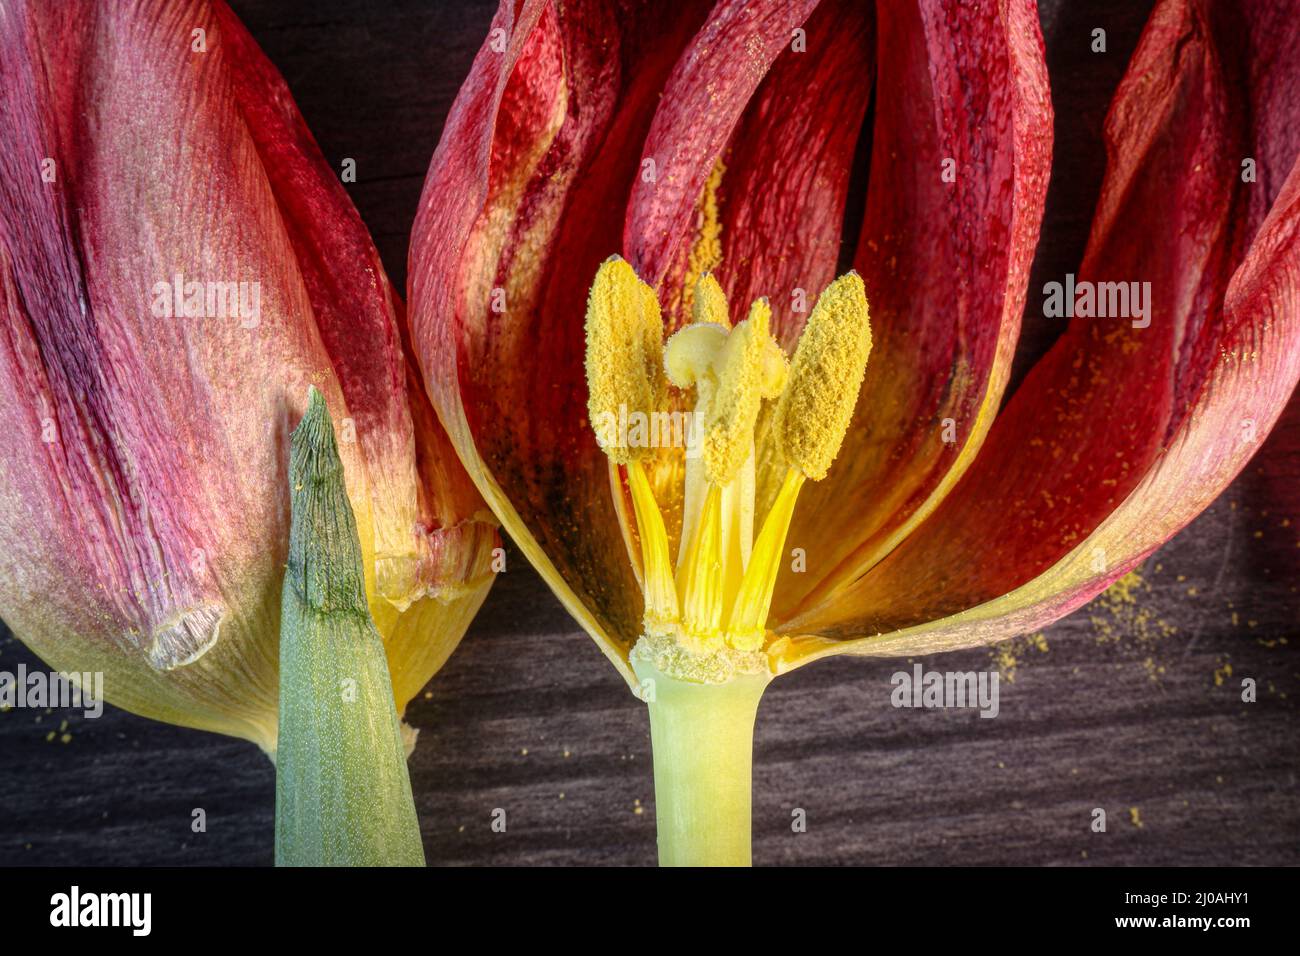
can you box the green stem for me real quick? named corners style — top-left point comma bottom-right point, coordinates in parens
top-left (632, 655), bottom-right (769, 866)
top-left (274, 387), bottom-right (424, 867)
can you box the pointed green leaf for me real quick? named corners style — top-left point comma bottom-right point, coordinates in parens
top-left (275, 387), bottom-right (425, 866)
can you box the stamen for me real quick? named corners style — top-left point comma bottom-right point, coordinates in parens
top-left (627, 460), bottom-right (678, 635)
top-left (692, 273), bottom-right (731, 329)
top-left (725, 468), bottom-right (805, 650)
top-left (582, 254), bottom-right (871, 674)
top-left (585, 255), bottom-right (665, 464)
top-left (701, 298), bottom-right (787, 488)
top-left (773, 271), bottom-right (871, 480)
top-left (666, 293), bottom-right (787, 576)
top-left (676, 484), bottom-right (724, 652)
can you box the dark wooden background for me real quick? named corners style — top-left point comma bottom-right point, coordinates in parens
top-left (3, 0), bottom-right (1297, 867)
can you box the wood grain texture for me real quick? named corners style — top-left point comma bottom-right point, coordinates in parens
top-left (2, 0), bottom-right (1297, 867)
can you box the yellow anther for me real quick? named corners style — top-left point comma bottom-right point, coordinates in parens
top-left (773, 272), bottom-right (871, 481)
top-left (692, 273), bottom-right (731, 329)
top-left (584, 256), bottom-right (665, 463)
top-left (702, 298), bottom-right (786, 487)
top-left (756, 317), bottom-right (789, 400)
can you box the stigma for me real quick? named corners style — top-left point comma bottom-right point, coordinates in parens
top-left (584, 256), bottom-right (871, 673)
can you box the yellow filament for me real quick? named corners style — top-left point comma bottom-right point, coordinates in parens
top-left (676, 484), bottom-right (724, 651)
top-left (725, 469), bottom-right (805, 650)
top-left (627, 460), bottom-right (678, 635)
top-left (584, 255), bottom-right (665, 463)
top-left (773, 272), bottom-right (871, 480)
top-left (717, 456), bottom-right (755, 612)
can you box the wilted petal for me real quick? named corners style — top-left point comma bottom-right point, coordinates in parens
top-left (778, 0), bottom-right (1300, 668)
top-left (211, 2), bottom-right (498, 710)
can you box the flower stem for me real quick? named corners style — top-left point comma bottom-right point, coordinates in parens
top-left (275, 387), bottom-right (424, 866)
top-left (632, 655), bottom-right (769, 866)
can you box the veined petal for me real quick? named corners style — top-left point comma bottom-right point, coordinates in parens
top-left (211, 3), bottom-right (496, 643)
top-left (771, 0), bottom-right (1052, 621)
top-left (775, 0), bottom-right (1300, 668)
top-left (0, 0), bottom-right (354, 746)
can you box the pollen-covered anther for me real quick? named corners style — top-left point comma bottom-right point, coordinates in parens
top-left (701, 298), bottom-right (787, 487)
top-left (692, 273), bottom-right (732, 329)
top-left (584, 255), bottom-right (666, 464)
top-left (773, 271), bottom-right (871, 481)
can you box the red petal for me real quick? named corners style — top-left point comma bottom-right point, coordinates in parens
top-left (774, 0), bottom-right (1053, 621)
top-left (701, 0), bottom-right (875, 342)
top-left (782, 0), bottom-right (1300, 658)
top-left (0, 0), bottom-right (342, 741)
top-left (624, 0), bottom-right (822, 291)
top-left (211, 2), bottom-right (493, 610)
top-left (412, 0), bottom-right (739, 682)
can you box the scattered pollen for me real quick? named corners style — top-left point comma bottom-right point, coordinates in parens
top-left (989, 632), bottom-right (1048, 683)
top-left (680, 158), bottom-right (727, 321)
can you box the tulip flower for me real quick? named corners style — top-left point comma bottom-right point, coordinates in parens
top-left (411, 0), bottom-right (1300, 866)
top-left (0, 0), bottom-right (497, 757)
